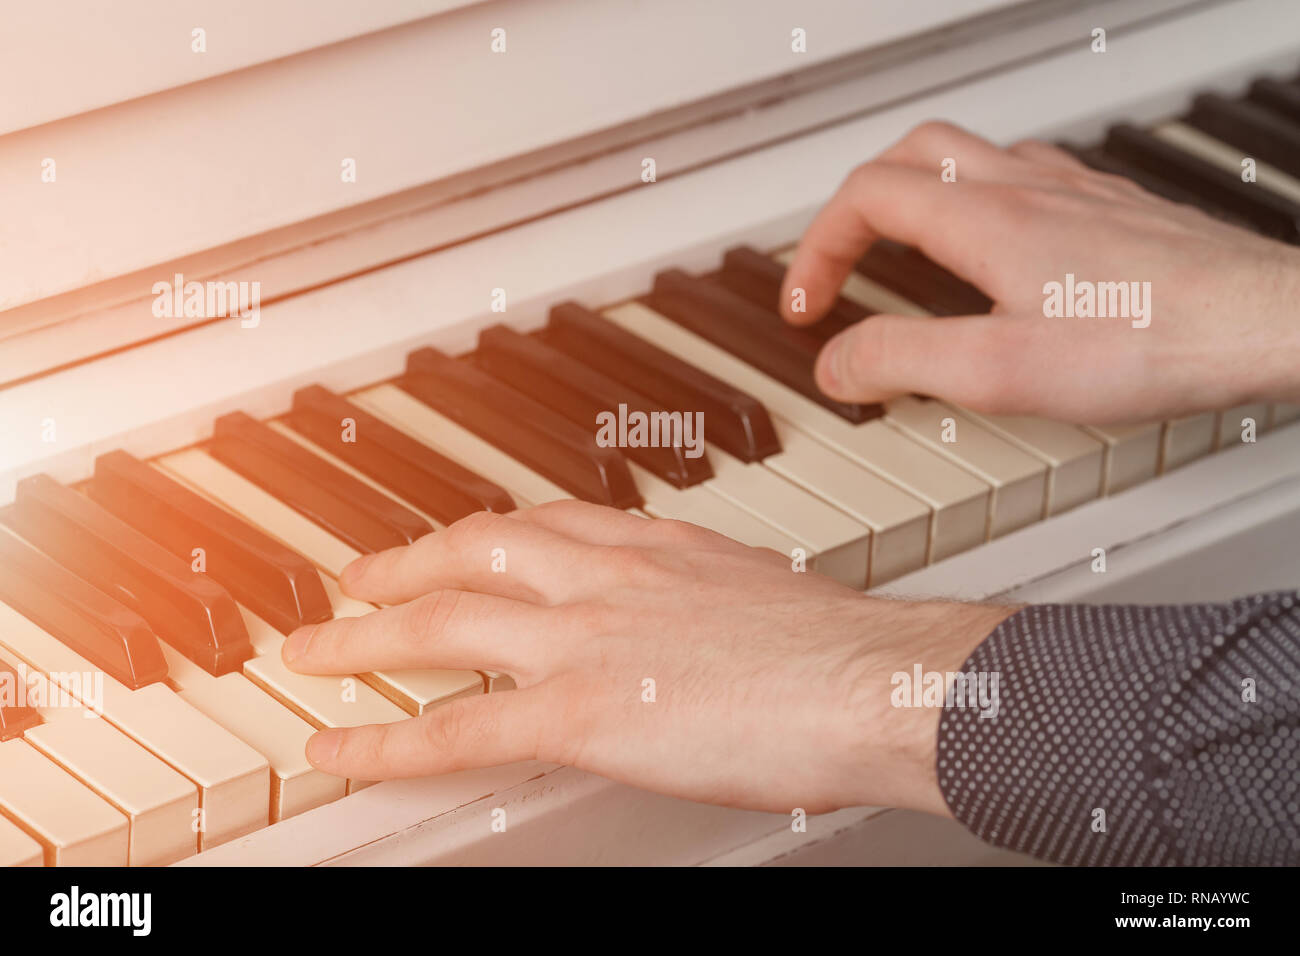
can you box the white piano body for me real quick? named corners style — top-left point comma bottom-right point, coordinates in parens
top-left (2, 0), bottom-right (1299, 865)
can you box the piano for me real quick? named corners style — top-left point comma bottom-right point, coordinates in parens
top-left (2, 0), bottom-right (1299, 866)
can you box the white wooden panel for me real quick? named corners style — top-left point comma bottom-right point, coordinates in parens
top-left (0, 1), bottom-right (473, 135)
top-left (0, 0), bottom-right (1017, 312)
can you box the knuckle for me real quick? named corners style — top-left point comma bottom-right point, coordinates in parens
top-left (419, 699), bottom-right (479, 762)
top-left (444, 509), bottom-right (510, 551)
top-left (403, 589), bottom-right (462, 646)
top-left (525, 498), bottom-right (591, 521)
top-left (909, 119), bottom-right (962, 143)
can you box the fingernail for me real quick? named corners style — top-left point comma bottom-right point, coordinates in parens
top-left (282, 625), bottom-right (316, 665)
top-left (819, 334), bottom-right (846, 391)
top-left (340, 554), bottom-right (373, 587)
top-left (306, 730), bottom-right (343, 766)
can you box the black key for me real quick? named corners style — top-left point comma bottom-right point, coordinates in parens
top-left (1062, 142), bottom-right (1254, 228)
top-left (1248, 78), bottom-right (1300, 125)
top-left (86, 450), bottom-right (334, 636)
top-left (1184, 93), bottom-right (1300, 178)
top-left (473, 325), bottom-right (714, 487)
top-left (854, 240), bottom-right (993, 316)
top-left (0, 657), bottom-right (41, 740)
top-left (211, 411), bottom-right (434, 556)
top-left (0, 527), bottom-right (169, 689)
top-left (2, 477), bottom-right (251, 677)
top-left (542, 301), bottom-right (781, 462)
top-left (716, 245), bottom-right (871, 343)
top-left (1104, 123), bottom-right (1300, 242)
top-left (648, 269), bottom-right (878, 423)
top-left (287, 385), bottom-right (515, 524)
top-left (403, 347), bottom-right (643, 509)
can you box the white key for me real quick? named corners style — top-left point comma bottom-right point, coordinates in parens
top-left (945, 407), bottom-right (1103, 515)
top-left (1080, 423), bottom-right (1163, 494)
top-left (762, 424), bottom-right (928, 586)
top-left (159, 643), bottom-right (345, 823)
top-left (1215, 403), bottom-right (1270, 449)
top-left (885, 396), bottom-right (1046, 538)
top-left (0, 814), bottom-right (43, 867)
top-left (0, 600), bottom-right (269, 851)
top-left (1272, 404), bottom-right (1300, 426)
top-left (702, 444), bottom-right (871, 588)
top-left (0, 738), bottom-right (129, 866)
top-left (1153, 121), bottom-right (1300, 203)
top-left (352, 384), bottom-right (575, 507)
top-left (14, 658), bottom-right (199, 866)
top-left (629, 463), bottom-right (808, 563)
top-left (605, 302), bottom-right (988, 562)
top-left (1161, 413), bottom-right (1217, 472)
top-left (320, 577), bottom-right (483, 714)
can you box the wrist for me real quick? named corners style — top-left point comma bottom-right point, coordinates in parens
top-left (833, 599), bottom-right (1020, 816)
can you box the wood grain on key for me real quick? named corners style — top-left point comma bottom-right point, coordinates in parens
top-left (158, 642), bottom-right (345, 823)
top-left (942, 407), bottom-right (1103, 515)
top-left (604, 303), bottom-right (986, 563)
top-left (352, 385), bottom-right (577, 508)
top-left (0, 738), bottom-right (128, 866)
top-left (0, 600), bottom-right (268, 851)
top-left (9, 650), bottom-right (199, 866)
top-left (156, 450), bottom-right (482, 716)
top-left (1079, 423), bottom-right (1163, 494)
top-left (885, 396), bottom-right (1046, 538)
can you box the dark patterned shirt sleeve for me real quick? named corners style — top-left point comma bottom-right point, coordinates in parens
top-left (936, 591), bottom-right (1300, 866)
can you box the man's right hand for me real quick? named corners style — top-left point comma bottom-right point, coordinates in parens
top-left (781, 121), bottom-right (1300, 424)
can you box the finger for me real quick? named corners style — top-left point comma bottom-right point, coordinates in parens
top-left (880, 120), bottom-right (1025, 180)
top-left (283, 589), bottom-right (557, 676)
top-left (510, 499), bottom-right (740, 551)
top-left (779, 163), bottom-right (1002, 324)
top-left (814, 312), bottom-right (1158, 420)
top-left (338, 510), bottom-right (601, 606)
top-left (305, 688), bottom-right (551, 779)
top-left (1006, 138), bottom-right (1090, 172)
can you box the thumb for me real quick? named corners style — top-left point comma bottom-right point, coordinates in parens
top-left (815, 313), bottom-right (1148, 420)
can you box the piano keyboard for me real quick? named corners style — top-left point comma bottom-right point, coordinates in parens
top-left (3, 67), bottom-right (1300, 867)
